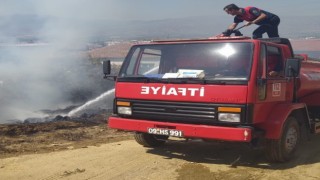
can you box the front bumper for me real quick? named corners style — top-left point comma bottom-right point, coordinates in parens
top-left (109, 116), bottom-right (253, 142)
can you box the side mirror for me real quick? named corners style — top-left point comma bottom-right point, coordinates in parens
top-left (102, 60), bottom-right (117, 80)
top-left (103, 60), bottom-right (111, 75)
top-left (285, 58), bottom-right (301, 77)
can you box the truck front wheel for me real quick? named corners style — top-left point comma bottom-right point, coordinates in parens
top-left (134, 132), bottom-right (168, 147)
top-left (265, 117), bottom-right (300, 162)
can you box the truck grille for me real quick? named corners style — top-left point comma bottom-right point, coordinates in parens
top-left (121, 99), bottom-right (219, 124)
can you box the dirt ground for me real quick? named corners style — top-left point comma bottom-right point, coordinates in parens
top-left (1, 116), bottom-right (320, 180)
top-left (0, 115), bottom-right (133, 159)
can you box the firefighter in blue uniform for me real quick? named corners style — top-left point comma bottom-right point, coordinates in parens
top-left (222, 4), bottom-right (280, 39)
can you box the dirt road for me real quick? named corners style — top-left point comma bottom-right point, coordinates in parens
top-left (1, 135), bottom-right (320, 180)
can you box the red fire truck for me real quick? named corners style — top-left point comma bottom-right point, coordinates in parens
top-left (103, 37), bottom-right (320, 162)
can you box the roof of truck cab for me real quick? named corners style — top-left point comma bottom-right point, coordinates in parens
top-left (150, 36), bottom-right (252, 43)
top-left (137, 37), bottom-right (293, 56)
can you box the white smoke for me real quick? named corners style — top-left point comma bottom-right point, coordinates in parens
top-left (0, 1), bottom-right (120, 123)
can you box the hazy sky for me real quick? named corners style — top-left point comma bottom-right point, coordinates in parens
top-left (1, 0), bottom-right (320, 21)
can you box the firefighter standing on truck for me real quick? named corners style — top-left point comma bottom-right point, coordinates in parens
top-left (222, 3), bottom-right (280, 39)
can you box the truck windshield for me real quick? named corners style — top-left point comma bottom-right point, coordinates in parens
top-left (119, 42), bottom-right (253, 82)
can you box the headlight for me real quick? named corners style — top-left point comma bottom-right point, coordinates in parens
top-left (118, 107), bottom-right (132, 115)
top-left (218, 113), bottom-right (240, 122)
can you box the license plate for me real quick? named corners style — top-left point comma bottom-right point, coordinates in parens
top-left (147, 128), bottom-right (184, 137)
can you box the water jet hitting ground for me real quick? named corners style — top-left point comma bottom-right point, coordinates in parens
top-left (68, 89), bottom-right (115, 117)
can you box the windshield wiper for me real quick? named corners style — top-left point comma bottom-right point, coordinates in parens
top-left (165, 78), bottom-right (227, 85)
top-left (118, 76), bottom-right (164, 83)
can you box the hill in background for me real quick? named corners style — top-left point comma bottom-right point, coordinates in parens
top-left (88, 39), bottom-right (320, 62)
top-left (1, 14), bottom-right (320, 43)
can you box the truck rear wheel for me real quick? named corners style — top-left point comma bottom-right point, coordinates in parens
top-left (134, 132), bottom-right (168, 147)
top-left (265, 117), bottom-right (300, 162)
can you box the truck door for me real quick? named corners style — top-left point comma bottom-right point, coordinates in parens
top-left (258, 44), bottom-right (287, 102)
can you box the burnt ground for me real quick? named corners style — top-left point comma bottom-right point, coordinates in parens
top-left (0, 114), bottom-right (132, 159)
top-left (2, 113), bottom-right (320, 180)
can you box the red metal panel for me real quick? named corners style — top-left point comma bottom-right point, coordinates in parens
top-left (256, 103), bottom-right (306, 139)
top-left (115, 83), bottom-right (248, 104)
top-left (109, 117), bottom-right (252, 142)
top-left (298, 61), bottom-right (320, 103)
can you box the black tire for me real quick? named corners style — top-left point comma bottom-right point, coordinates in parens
top-left (265, 117), bottom-right (300, 162)
top-left (134, 132), bottom-right (168, 147)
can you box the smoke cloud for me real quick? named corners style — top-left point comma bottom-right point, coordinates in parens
top-left (0, 1), bottom-right (118, 123)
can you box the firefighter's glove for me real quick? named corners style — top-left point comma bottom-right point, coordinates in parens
top-left (222, 29), bottom-right (232, 37)
top-left (233, 30), bottom-right (243, 36)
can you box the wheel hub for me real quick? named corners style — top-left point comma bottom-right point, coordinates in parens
top-left (285, 127), bottom-right (298, 152)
